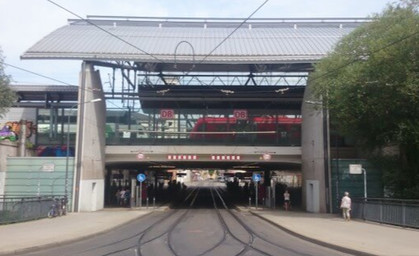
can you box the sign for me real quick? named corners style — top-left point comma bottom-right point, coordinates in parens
top-left (168, 155), bottom-right (198, 160)
top-left (211, 155), bottom-right (241, 161)
top-left (137, 173), bottom-right (146, 182)
top-left (160, 109), bottom-right (175, 119)
top-left (262, 153), bottom-right (271, 160)
top-left (349, 164), bottom-right (363, 174)
top-left (252, 173), bottom-right (261, 182)
top-left (42, 163), bottom-right (55, 172)
top-left (233, 109), bottom-right (248, 120)
top-left (137, 153), bottom-right (145, 160)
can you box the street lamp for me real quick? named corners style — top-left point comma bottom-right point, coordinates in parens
top-left (65, 98), bottom-right (102, 211)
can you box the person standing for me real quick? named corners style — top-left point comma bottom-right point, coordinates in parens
top-left (283, 190), bottom-right (290, 211)
top-left (340, 192), bottom-right (352, 221)
top-left (119, 188), bottom-right (126, 206)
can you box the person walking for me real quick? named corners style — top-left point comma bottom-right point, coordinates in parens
top-left (340, 191), bottom-right (352, 221)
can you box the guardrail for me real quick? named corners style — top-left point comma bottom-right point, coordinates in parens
top-left (0, 195), bottom-right (64, 224)
top-left (351, 198), bottom-right (419, 228)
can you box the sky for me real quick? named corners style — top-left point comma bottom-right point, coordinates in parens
top-left (0, 0), bottom-right (392, 86)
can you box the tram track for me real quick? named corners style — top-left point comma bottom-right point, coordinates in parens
top-left (86, 187), bottom-right (201, 256)
top-left (211, 187), bottom-right (313, 256)
top-left (138, 185), bottom-right (315, 256)
top-left (137, 187), bottom-right (201, 256)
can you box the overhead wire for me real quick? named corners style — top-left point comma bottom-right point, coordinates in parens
top-left (11, 1), bottom-right (416, 100)
top-left (46, 0), bottom-right (271, 93)
top-left (47, 0), bottom-right (164, 64)
top-left (2, 61), bottom-right (73, 86)
top-left (309, 20), bottom-right (419, 84)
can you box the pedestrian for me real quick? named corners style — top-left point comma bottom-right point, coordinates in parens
top-left (340, 191), bottom-right (352, 221)
top-left (283, 189), bottom-right (290, 211)
top-left (124, 189), bottom-right (131, 207)
top-left (115, 189), bottom-right (121, 206)
top-left (119, 188), bottom-right (126, 206)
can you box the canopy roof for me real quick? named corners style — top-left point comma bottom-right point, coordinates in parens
top-left (21, 16), bottom-right (367, 72)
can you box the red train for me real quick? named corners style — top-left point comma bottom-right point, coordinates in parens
top-left (189, 116), bottom-right (301, 143)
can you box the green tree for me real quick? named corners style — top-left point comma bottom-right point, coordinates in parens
top-left (310, 1), bottom-right (419, 198)
top-left (0, 48), bottom-right (17, 117)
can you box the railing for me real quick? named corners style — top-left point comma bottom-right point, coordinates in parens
top-left (0, 195), bottom-right (63, 224)
top-left (351, 198), bottom-right (419, 228)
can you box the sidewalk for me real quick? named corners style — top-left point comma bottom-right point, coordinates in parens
top-left (1, 206), bottom-right (418, 256)
top-left (245, 207), bottom-right (419, 256)
top-left (0, 207), bottom-right (164, 255)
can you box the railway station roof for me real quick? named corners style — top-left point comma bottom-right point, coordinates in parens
top-left (11, 84), bottom-right (79, 108)
top-left (21, 16), bottom-right (368, 73)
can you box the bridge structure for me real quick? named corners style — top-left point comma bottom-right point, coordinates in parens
top-left (16, 16), bottom-right (367, 212)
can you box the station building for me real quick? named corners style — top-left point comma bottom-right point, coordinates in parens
top-left (0, 17), bottom-right (374, 213)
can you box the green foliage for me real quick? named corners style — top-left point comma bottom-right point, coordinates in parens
top-left (310, 1), bottom-right (419, 198)
top-left (0, 48), bottom-right (17, 117)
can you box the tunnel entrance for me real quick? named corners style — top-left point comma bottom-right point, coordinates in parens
top-left (104, 166), bottom-right (302, 210)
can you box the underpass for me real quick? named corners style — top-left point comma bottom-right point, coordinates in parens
top-left (104, 145), bottom-right (303, 210)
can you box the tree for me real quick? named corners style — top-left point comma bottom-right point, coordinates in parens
top-left (0, 48), bottom-right (17, 117)
top-left (310, 1), bottom-right (419, 198)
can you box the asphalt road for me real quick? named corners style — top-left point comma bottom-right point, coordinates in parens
top-left (19, 186), bottom-right (352, 256)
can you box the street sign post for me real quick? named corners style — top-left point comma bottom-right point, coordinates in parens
top-left (252, 174), bottom-right (261, 209)
top-left (350, 164), bottom-right (367, 200)
top-left (137, 174), bottom-right (146, 208)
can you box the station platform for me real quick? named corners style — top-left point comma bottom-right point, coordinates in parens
top-left (0, 206), bottom-right (417, 255)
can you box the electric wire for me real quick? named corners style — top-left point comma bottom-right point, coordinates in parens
top-left (310, 24), bottom-right (419, 84)
top-left (2, 61), bottom-right (73, 86)
top-left (47, 0), bottom-right (164, 64)
top-left (7, 1), bottom-right (416, 100)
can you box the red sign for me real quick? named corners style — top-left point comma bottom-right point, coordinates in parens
top-left (160, 109), bottom-right (175, 119)
top-left (233, 109), bottom-right (248, 120)
top-left (211, 155), bottom-right (241, 161)
top-left (167, 155), bottom-right (198, 160)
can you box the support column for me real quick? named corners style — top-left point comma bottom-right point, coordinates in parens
top-left (263, 169), bottom-right (271, 207)
top-left (73, 61), bottom-right (106, 212)
top-left (301, 83), bottom-right (328, 213)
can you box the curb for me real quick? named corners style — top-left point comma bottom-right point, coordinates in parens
top-left (247, 210), bottom-right (377, 256)
top-left (0, 209), bottom-right (157, 256)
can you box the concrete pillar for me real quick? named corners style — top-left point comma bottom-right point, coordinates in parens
top-left (301, 84), bottom-right (328, 213)
top-left (73, 62), bottom-right (106, 212)
top-left (18, 120), bottom-right (27, 157)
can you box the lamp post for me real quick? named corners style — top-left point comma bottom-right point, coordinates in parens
top-left (65, 98), bottom-right (102, 211)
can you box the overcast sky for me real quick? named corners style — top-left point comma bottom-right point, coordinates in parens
top-left (0, 0), bottom-right (391, 86)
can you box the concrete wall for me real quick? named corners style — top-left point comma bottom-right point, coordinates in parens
top-left (74, 62), bottom-right (106, 212)
top-left (301, 85), bottom-right (328, 213)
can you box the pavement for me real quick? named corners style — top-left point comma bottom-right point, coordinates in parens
top-left (0, 206), bottom-right (418, 256)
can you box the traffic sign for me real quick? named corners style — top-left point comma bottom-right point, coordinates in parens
top-left (252, 173), bottom-right (261, 182)
top-left (137, 173), bottom-right (146, 182)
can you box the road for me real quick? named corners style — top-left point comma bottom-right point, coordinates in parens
top-left (19, 184), bottom-right (352, 256)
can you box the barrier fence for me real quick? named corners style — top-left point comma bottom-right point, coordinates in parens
top-left (0, 195), bottom-right (64, 224)
top-left (351, 198), bottom-right (419, 228)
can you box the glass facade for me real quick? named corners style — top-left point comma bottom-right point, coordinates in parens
top-left (36, 108), bottom-right (78, 148)
top-left (36, 106), bottom-right (302, 147)
top-left (105, 108), bottom-right (301, 146)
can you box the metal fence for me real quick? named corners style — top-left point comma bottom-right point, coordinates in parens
top-left (0, 195), bottom-right (61, 224)
top-left (351, 198), bottom-right (419, 228)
